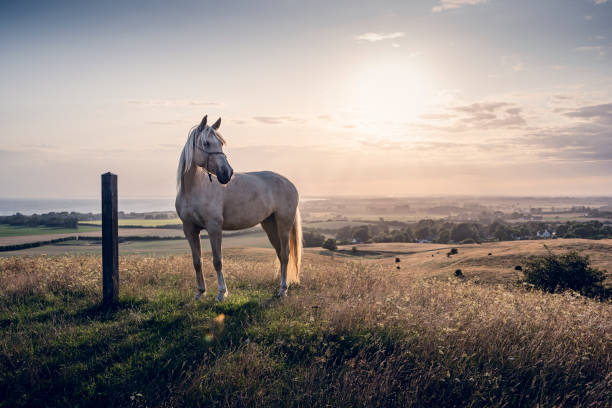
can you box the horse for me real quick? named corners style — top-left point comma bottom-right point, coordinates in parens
top-left (175, 114), bottom-right (302, 301)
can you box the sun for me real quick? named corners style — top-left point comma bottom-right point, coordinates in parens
top-left (344, 57), bottom-right (433, 132)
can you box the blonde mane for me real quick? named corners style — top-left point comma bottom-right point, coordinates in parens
top-left (176, 126), bottom-right (226, 191)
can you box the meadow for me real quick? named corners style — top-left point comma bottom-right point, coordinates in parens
top-left (80, 219), bottom-right (182, 227)
top-left (0, 224), bottom-right (99, 237)
top-left (0, 239), bottom-right (610, 407)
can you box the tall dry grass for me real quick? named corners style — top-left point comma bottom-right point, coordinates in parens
top-left (0, 250), bottom-right (610, 407)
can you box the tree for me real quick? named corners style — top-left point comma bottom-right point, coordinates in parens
top-left (322, 238), bottom-right (337, 251)
top-left (436, 229), bottom-right (451, 244)
top-left (336, 226), bottom-right (353, 242)
top-left (303, 231), bottom-right (325, 248)
top-left (450, 223), bottom-right (479, 243)
top-left (494, 224), bottom-right (513, 241)
top-left (391, 230), bottom-right (406, 242)
top-left (415, 226), bottom-right (432, 241)
top-left (352, 226), bottom-right (370, 243)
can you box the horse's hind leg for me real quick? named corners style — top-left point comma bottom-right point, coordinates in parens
top-left (261, 215), bottom-right (281, 258)
top-left (207, 223), bottom-right (228, 301)
top-left (184, 224), bottom-right (206, 299)
top-left (262, 216), bottom-right (285, 295)
top-left (275, 217), bottom-right (293, 297)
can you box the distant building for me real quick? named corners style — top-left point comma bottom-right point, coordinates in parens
top-left (536, 230), bottom-right (552, 239)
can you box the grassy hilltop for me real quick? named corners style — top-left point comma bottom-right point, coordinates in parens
top-left (0, 240), bottom-right (610, 407)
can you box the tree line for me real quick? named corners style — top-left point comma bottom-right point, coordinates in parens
top-left (0, 212), bottom-right (79, 229)
top-left (303, 219), bottom-right (612, 248)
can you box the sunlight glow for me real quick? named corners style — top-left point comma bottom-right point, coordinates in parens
top-left (345, 57), bottom-right (433, 132)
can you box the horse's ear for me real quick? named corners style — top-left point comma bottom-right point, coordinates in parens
top-left (197, 115), bottom-right (208, 132)
top-left (212, 117), bottom-right (221, 130)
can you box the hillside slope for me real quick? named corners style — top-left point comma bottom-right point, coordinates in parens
top-left (0, 240), bottom-right (610, 407)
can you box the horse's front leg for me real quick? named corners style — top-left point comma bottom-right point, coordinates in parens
top-left (184, 224), bottom-right (206, 300)
top-left (208, 225), bottom-right (228, 301)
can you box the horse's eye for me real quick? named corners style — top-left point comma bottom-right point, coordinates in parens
top-left (204, 141), bottom-right (210, 148)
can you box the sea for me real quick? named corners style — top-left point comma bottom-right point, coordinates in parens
top-left (0, 198), bottom-right (175, 216)
top-left (0, 197), bottom-right (326, 216)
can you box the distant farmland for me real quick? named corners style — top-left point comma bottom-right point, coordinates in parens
top-left (0, 224), bottom-right (99, 237)
top-left (79, 218), bottom-right (182, 227)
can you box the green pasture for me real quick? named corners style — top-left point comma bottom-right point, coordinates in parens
top-left (0, 224), bottom-right (100, 237)
top-left (80, 219), bottom-right (182, 227)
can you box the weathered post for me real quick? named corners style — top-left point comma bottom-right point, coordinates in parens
top-left (101, 172), bottom-right (118, 305)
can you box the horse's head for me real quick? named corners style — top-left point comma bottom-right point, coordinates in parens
top-left (193, 115), bottom-right (234, 184)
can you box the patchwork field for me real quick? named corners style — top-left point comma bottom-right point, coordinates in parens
top-left (0, 230), bottom-right (271, 257)
top-left (0, 239), bottom-right (610, 407)
top-left (80, 218), bottom-right (182, 227)
top-left (0, 224), bottom-right (99, 238)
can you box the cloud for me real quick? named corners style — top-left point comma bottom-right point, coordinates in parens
top-left (353, 32), bottom-right (405, 42)
top-left (20, 144), bottom-right (58, 150)
top-left (252, 116), bottom-right (306, 125)
top-left (594, 0), bottom-right (608, 5)
top-left (146, 119), bottom-right (190, 125)
top-left (414, 101), bottom-right (527, 132)
top-left (419, 113), bottom-right (455, 120)
top-left (516, 127), bottom-right (612, 162)
top-left (574, 45), bottom-right (606, 57)
top-left (564, 103), bottom-right (612, 124)
top-left (452, 102), bottom-right (526, 128)
top-left (127, 99), bottom-right (221, 107)
top-left (453, 102), bottom-right (510, 113)
top-left (510, 102), bottom-right (612, 162)
top-left (432, 0), bottom-right (488, 12)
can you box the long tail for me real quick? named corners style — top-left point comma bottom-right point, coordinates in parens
top-left (287, 208), bottom-right (302, 284)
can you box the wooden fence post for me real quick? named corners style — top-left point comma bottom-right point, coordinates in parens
top-left (101, 172), bottom-right (118, 305)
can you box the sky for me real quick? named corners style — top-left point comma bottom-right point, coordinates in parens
top-left (1, 0), bottom-right (611, 198)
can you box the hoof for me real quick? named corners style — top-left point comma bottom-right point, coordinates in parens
top-left (216, 291), bottom-right (228, 302)
top-left (278, 288), bottom-right (288, 297)
top-left (194, 290), bottom-right (206, 300)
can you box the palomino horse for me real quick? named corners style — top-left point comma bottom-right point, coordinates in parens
top-left (175, 115), bottom-right (302, 301)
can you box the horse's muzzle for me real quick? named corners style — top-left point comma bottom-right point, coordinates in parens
top-left (217, 168), bottom-right (233, 185)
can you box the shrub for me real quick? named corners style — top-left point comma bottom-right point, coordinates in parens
top-left (322, 238), bottom-right (337, 251)
top-left (522, 249), bottom-right (606, 296)
top-left (303, 231), bottom-right (325, 248)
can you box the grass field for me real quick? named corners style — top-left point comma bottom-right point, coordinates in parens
top-left (0, 224), bottom-right (100, 237)
top-left (0, 240), bottom-right (610, 407)
top-left (80, 219), bottom-right (182, 227)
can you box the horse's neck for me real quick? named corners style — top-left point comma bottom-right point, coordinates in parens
top-left (182, 166), bottom-right (207, 195)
